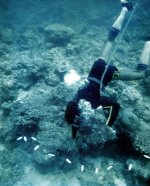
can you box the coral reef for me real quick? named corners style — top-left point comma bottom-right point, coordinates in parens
top-left (0, 0), bottom-right (150, 185)
top-left (0, 146), bottom-right (29, 186)
top-left (76, 102), bottom-right (117, 153)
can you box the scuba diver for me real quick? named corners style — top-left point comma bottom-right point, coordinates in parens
top-left (65, 0), bottom-right (150, 139)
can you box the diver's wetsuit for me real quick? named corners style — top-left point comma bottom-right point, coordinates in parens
top-left (65, 1), bottom-right (134, 139)
top-left (76, 58), bottom-right (120, 122)
top-left (65, 58), bottom-right (120, 139)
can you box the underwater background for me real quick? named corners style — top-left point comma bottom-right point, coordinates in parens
top-left (0, 0), bottom-right (150, 185)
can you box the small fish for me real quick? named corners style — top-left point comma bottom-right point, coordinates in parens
top-left (95, 168), bottom-right (99, 174)
top-left (48, 154), bottom-right (55, 157)
top-left (81, 165), bottom-right (84, 172)
top-left (66, 158), bottom-right (72, 164)
top-left (128, 164), bottom-right (132, 171)
top-left (107, 166), bottom-right (113, 170)
top-left (23, 136), bottom-right (27, 142)
top-left (17, 136), bottom-right (23, 141)
top-left (34, 145), bottom-right (40, 151)
top-left (31, 137), bottom-right (37, 141)
top-left (143, 155), bottom-right (150, 159)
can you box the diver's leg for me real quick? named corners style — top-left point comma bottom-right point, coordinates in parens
top-left (137, 41), bottom-right (150, 70)
top-left (119, 41), bottom-right (150, 81)
top-left (101, 2), bottom-right (132, 62)
top-left (98, 96), bottom-right (120, 126)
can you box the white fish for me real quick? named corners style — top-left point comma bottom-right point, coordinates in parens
top-left (143, 155), bottom-right (150, 159)
top-left (107, 166), bottom-right (113, 170)
top-left (17, 136), bottom-right (23, 141)
top-left (48, 154), bottom-right (55, 157)
top-left (81, 165), bottom-right (84, 172)
top-left (128, 164), bottom-right (132, 171)
top-left (31, 137), bottom-right (37, 141)
top-left (34, 145), bottom-right (40, 151)
top-left (23, 136), bottom-right (27, 142)
top-left (66, 158), bottom-right (72, 164)
top-left (95, 168), bottom-right (99, 174)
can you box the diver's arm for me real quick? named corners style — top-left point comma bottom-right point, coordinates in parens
top-left (118, 69), bottom-right (145, 81)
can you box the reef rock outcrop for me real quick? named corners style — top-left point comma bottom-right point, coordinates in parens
top-left (44, 23), bottom-right (75, 46)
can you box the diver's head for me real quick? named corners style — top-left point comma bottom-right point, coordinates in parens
top-left (65, 100), bottom-right (80, 124)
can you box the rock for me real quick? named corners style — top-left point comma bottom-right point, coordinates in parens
top-left (9, 52), bottom-right (50, 89)
top-left (112, 80), bottom-right (150, 156)
top-left (132, 124), bottom-right (150, 155)
top-left (0, 76), bottom-right (17, 105)
top-left (44, 23), bottom-right (75, 46)
top-left (117, 107), bottom-right (150, 155)
top-left (0, 148), bottom-right (28, 185)
top-left (31, 121), bottom-right (74, 172)
top-left (16, 29), bottom-right (41, 51)
top-left (0, 86), bottom-right (77, 172)
top-left (0, 88), bottom-right (52, 142)
top-left (76, 101), bottom-right (117, 153)
top-left (45, 72), bottom-right (60, 86)
top-left (120, 109), bottom-right (140, 132)
top-left (126, 158), bottom-right (150, 181)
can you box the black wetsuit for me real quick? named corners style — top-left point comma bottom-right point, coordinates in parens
top-left (66, 58), bottom-right (120, 138)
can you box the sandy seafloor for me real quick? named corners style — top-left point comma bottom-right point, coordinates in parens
top-left (0, 0), bottom-right (150, 186)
